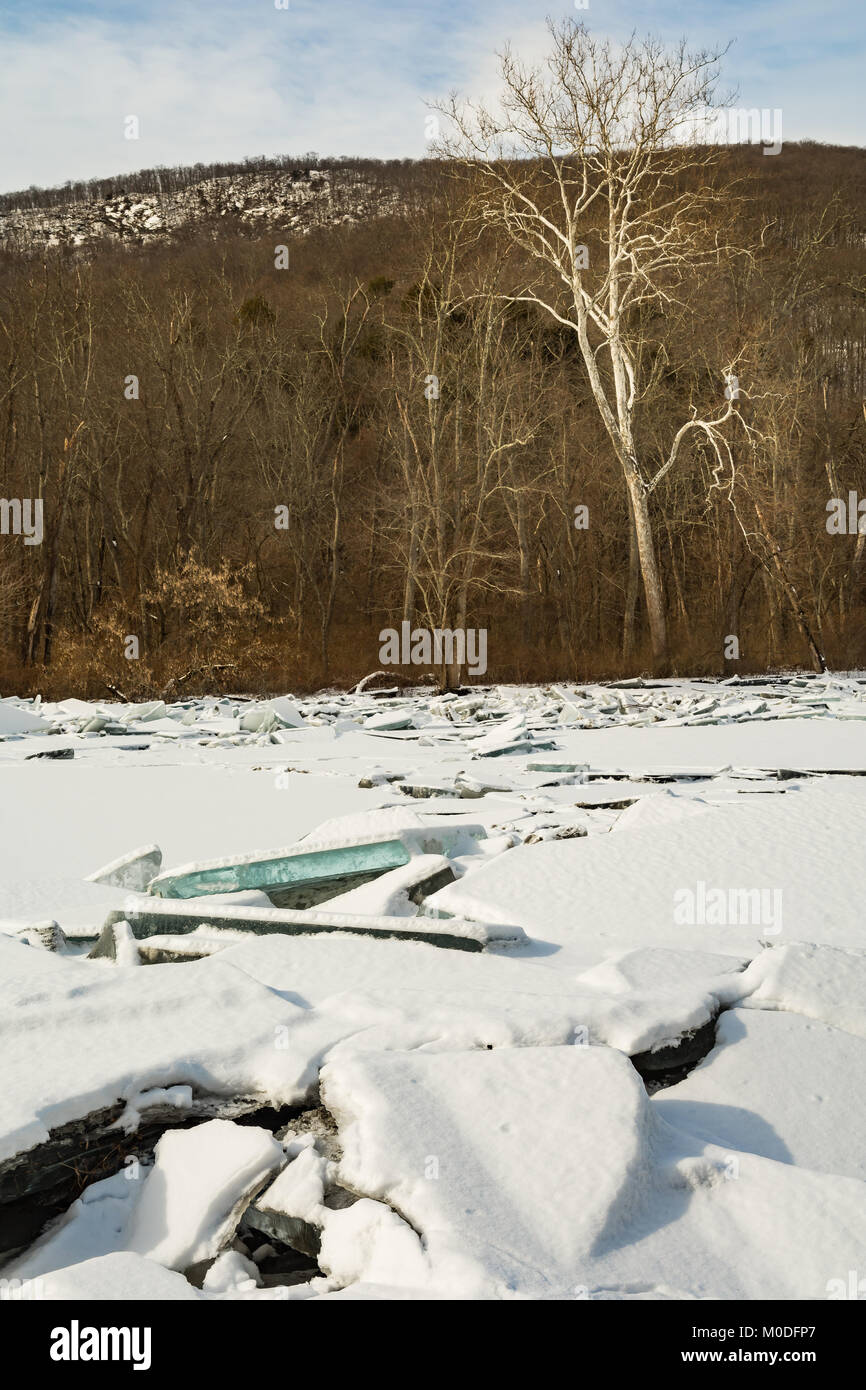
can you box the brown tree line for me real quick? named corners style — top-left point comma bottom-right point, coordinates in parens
top-left (0, 135), bottom-right (864, 696)
top-left (0, 155), bottom-right (430, 215)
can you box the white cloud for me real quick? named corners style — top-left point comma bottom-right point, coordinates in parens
top-left (0, 0), bottom-right (861, 192)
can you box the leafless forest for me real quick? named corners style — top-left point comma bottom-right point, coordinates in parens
top-left (1, 30), bottom-right (864, 698)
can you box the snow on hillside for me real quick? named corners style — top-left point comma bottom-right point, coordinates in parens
top-left (0, 167), bottom-right (399, 253)
top-left (1, 675), bottom-right (865, 1300)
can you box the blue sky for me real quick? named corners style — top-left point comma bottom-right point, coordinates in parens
top-left (0, 0), bottom-right (863, 192)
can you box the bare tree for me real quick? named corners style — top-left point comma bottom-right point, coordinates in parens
top-left (381, 220), bottom-right (542, 687)
top-left (438, 19), bottom-right (743, 668)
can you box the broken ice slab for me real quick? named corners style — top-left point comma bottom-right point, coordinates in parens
top-left (85, 844), bottom-right (163, 892)
top-left (630, 1015), bottom-right (719, 1093)
top-left (524, 825), bottom-right (588, 843)
top-left (132, 928), bottom-right (251, 965)
top-left (0, 698), bottom-right (53, 736)
top-left (239, 698), bottom-right (307, 734)
top-left (583, 766), bottom-right (730, 783)
top-left (80, 715), bottom-right (110, 733)
top-left (148, 821), bottom-right (486, 907)
top-left (117, 700), bottom-right (167, 724)
top-left (358, 771), bottom-right (407, 787)
top-left (239, 1117), bottom-right (354, 1265)
top-left (570, 789), bottom-right (641, 809)
top-left (453, 772), bottom-right (519, 798)
top-left (88, 919), bottom-right (141, 966)
top-left (398, 779), bottom-right (461, 799)
top-left (149, 839), bottom-right (412, 905)
top-left (317, 854), bottom-right (458, 917)
top-left (472, 734), bottom-right (559, 758)
top-left (239, 708), bottom-right (282, 734)
top-left (97, 900), bottom-right (525, 952)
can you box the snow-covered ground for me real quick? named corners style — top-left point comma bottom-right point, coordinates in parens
top-left (2, 675), bottom-right (865, 1301)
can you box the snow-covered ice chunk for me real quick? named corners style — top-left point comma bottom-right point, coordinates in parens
top-left (576, 946), bottom-right (749, 999)
top-left (321, 1042), bottom-right (866, 1299)
top-left (656, 1008), bottom-right (866, 1181)
top-left (320, 1046), bottom-right (651, 1296)
top-left (267, 696), bottom-right (306, 728)
top-left (115, 1085), bottom-right (193, 1133)
top-left (609, 789), bottom-right (713, 833)
top-left (202, 1249), bottom-right (261, 1292)
top-left (363, 710), bottom-right (414, 732)
top-left (730, 940), bottom-right (866, 1039)
top-left (0, 952), bottom-right (298, 1165)
top-left (118, 701), bottom-right (167, 724)
top-left (30, 1251), bottom-right (203, 1301)
top-left (0, 701), bottom-right (52, 735)
top-left (427, 780), bottom-right (866, 970)
top-left (126, 1119), bottom-right (284, 1271)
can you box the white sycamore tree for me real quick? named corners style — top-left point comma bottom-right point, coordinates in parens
top-left (438, 20), bottom-right (744, 668)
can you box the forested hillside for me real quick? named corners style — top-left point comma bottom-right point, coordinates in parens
top-left (0, 142), bottom-right (864, 695)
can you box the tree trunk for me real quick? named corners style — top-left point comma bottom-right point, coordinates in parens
top-left (627, 473), bottom-right (668, 671)
top-left (622, 498), bottom-right (640, 663)
top-left (753, 499), bottom-right (826, 673)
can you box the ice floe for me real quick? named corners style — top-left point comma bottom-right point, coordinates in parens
top-left (2, 674), bottom-right (866, 1300)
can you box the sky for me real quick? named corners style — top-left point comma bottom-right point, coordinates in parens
top-left (0, 0), bottom-right (863, 193)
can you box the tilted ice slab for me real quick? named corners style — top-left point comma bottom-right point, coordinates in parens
top-left (238, 697), bottom-right (307, 733)
top-left (148, 810), bottom-right (486, 901)
top-left (100, 899), bottom-right (521, 952)
top-left (319, 1044), bottom-right (866, 1299)
top-left (148, 839), bottom-right (412, 900)
top-left (655, 1008), bottom-right (866, 1182)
